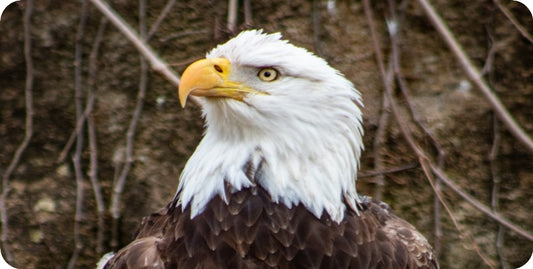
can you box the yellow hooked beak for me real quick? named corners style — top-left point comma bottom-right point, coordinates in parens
top-left (178, 58), bottom-right (265, 107)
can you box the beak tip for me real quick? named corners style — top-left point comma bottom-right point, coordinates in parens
top-left (178, 82), bottom-right (189, 108)
top-left (179, 90), bottom-right (188, 108)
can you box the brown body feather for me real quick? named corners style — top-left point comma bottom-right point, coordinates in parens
top-left (104, 186), bottom-right (438, 269)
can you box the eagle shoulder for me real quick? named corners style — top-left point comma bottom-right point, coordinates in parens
top-left (362, 197), bottom-right (439, 269)
top-left (103, 208), bottom-right (170, 269)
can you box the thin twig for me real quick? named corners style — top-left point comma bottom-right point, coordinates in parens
top-left (67, 1), bottom-right (88, 268)
top-left (59, 0), bottom-right (169, 164)
top-left (484, 28), bottom-right (510, 267)
top-left (431, 165), bottom-right (533, 241)
top-left (88, 105), bottom-right (104, 255)
top-left (358, 163), bottom-right (418, 178)
top-left (489, 116), bottom-right (509, 269)
top-left (1, 0), bottom-right (34, 263)
top-left (493, 0), bottom-right (533, 44)
top-left (432, 176), bottom-right (442, 256)
top-left (159, 29), bottom-right (210, 43)
top-left (68, 154), bottom-right (84, 269)
top-left (372, 91), bottom-right (389, 201)
top-left (387, 43), bottom-right (499, 269)
top-left (146, 0), bottom-right (177, 42)
top-left (87, 17), bottom-right (108, 255)
top-left (373, 60), bottom-right (395, 201)
top-left (422, 162), bottom-right (497, 268)
top-left (244, 0), bottom-right (252, 26)
top-left (362, 0), bottom-right (393, 202)
top-left (481, 26), bottom-right (497, 76)
top-left (110, 0), bottom-right (148, 249)
top-left (496, 225), bottom-right (508, 268)
top-left (364, 1), bottom-right (500, 266)
top-left (386, 0), bottom-right (445, 255)
top-left (67, 0), bottom-right (197, 161)
top-left (227, 0), bottom-right (238, 33)
top-left (312, 0), bottom-right (323, 57)
top-left (56, 19), bottom-right (107, 164)
top-left (57, 104), bottom-right (92, 162)
top-left (410, 0), bottom-right (533, 249)
top-left (416, 0), bottom-right (533, 153)
top-left (387, 16), bottom-right (446, 163)
top-left (88, 0), bottom-right (182, 88)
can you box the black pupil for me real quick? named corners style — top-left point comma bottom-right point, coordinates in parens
top-left (263, 71), bottom-right (271, 77)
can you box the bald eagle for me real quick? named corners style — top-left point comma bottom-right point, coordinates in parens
top-left (102, 30), bottom-right (438, 269)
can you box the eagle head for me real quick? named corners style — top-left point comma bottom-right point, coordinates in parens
top-left (176, 30), bottom-right (364, 222)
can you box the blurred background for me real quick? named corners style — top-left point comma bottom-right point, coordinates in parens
top-left (0, 0), bottom-right (532, 268)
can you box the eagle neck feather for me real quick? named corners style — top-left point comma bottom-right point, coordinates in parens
top-left (175, 106), bottom-right (363, 223)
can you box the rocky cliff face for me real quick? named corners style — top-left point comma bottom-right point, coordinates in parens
top-left (0, 1), bottom-right (532, 268)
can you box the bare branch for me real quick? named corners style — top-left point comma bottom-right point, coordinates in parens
top-left (362, 0), bottom-right (395, 201)
top-left (110, 0), bottom-right (148, 248)
top-left (57, 101), bottom-right (94, 163)
top-left (146, 0), bottom-right (177, 42)
top-left (88, 109), bottom-right (105, 255)
top-left (312, 0), bottom-right (323, 57)
top-left (60, 0), bottom-right (186, 163)
top-left (57, 0), bottom-right (175, 163)
top-left (374, 59), bottom-right (396, 201)
top-left (494, 0), bottom-right (533, 44)
top-left (363, 1), bottom-right (524, 266)
top-left (481, 28), bottom-right (497, 76)
top-left (430, 166), bottom-right (533, 241)
top-left (1, 0), bottom-right (34, 263)
top-left (386, 0), bottom-right (445, 255)
top-left (432, 177), bottom-right (442, 256)
top-left (489, 117), bottom-right (509, 268)
top-left (74, 0), bottom-right (202, 173)
top-left (67, 1), bottom-right (88, 267)
top-left (382, 0), bottom-right (533, 259)
top-left (416, 0), bottom-right (533, 153)
top-left (159, 29), bottom-right (210, 43)
top-left (244, 0), bottom-right (252, 26)
top-left (68, 154), bottom-right (84, 269)
top-left (421, 162), bottom-right (497, 268)
top-left (373, 91), bottom-right (390, 201)
top-left (483, 28), bottom-right (511, 266)
top-left (358, 163), bottom-right (418, 178)
top-left (87, 17), bottom-right (108, 255)
top-left (227, 0), bottom-right (238, 33)
top-left (88, 0), bottom-right (182, 88)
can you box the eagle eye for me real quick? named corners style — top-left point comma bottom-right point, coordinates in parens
top-left (258, 68), bottom-right (279, 82)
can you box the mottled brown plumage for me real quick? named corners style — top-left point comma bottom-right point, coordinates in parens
top-left (105, 186), bottom-right (438, 269)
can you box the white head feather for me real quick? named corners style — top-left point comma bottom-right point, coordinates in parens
top-left (176, 30), bottom-right (364, 223)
